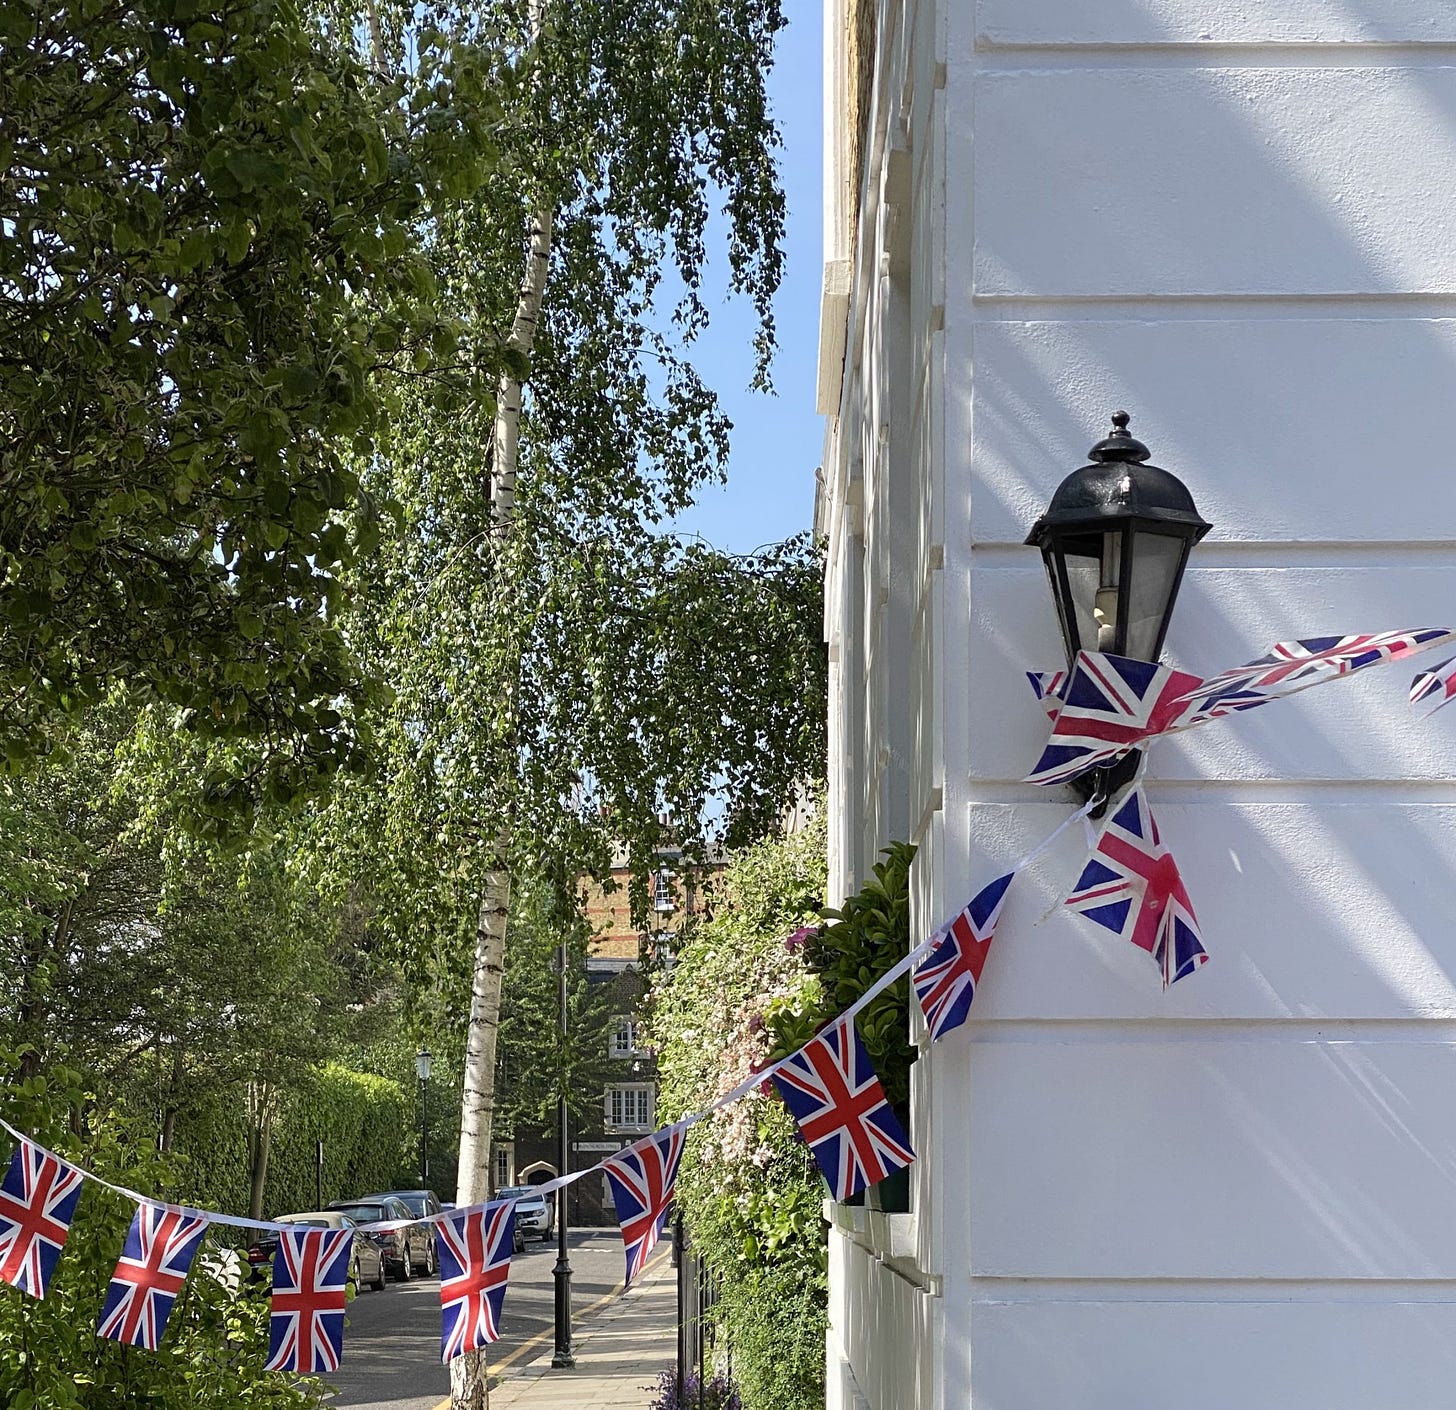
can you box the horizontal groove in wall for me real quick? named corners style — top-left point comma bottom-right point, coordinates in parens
top-left (972, 1275), bottom-right (1456, 1303)
top-left (960, 1017), bottom-right (1456, 1043)
top-left (967, 540), bottom-right (1456, 567)
top-left (972, 40), bottom-right (1456, 72)
top-left (968, 293), bottom-right (1456, 321)
top-left (965, 780), bottom-right (1456, 805)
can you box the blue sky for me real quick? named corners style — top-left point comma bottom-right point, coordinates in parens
top-left (664, 7), bottom-right (823, 556)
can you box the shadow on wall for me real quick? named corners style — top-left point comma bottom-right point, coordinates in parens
top-left (960, 0), bottom-right (1456, 549)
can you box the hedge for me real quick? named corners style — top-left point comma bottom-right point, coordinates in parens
top-left (172, 1063), bottom-right (417, 1221)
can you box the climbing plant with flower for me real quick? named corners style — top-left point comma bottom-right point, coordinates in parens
top-left (648, 811), bottom-right (830, 1410)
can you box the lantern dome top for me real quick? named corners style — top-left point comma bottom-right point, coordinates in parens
top-left (1024, 411), bottom-right (1210, 547)
top-left (1088, 409), bottom-right (1149, 463)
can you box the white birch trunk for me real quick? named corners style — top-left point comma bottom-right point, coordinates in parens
top-left (453, 864), bottom-right (512, 1202)
top-left (490, 204), bottom-right (554, 530)
top-left (449, 863), bottom-right (511, 1410)
top-left (451, 11), bottom-right (554, 1400)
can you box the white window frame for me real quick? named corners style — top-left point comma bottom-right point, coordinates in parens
top-left (609, 1016), bottom-right (639, 1059)
top-left (653, 869), bottom-right (674, 912)
top-left (604, 1084), bottom-right (655, 1132)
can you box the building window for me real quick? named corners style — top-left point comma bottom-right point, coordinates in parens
top-left (609, 1017), bottom-right (638, 1058)
top-left (653, 869), bottom-right (674, 912)
top-left (605, 1084), bottom-right (654, 1131)
top-left (493, 1144), bottom-right (513, 1190)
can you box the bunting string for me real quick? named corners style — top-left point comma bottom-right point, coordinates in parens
top-left (0, 626), bottom-right (1436, 1368)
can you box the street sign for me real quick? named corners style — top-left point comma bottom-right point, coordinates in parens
top-left (573, 1141), bottom-right (622, 1152)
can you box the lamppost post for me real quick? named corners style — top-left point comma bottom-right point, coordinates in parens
top-left (551, 942), bottom-right (575, 1367)
top-left (415, 1047), bottom-right (433, 1187)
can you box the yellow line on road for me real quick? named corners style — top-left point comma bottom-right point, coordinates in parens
top-left (430, 1247), bottom-right (671, 1410)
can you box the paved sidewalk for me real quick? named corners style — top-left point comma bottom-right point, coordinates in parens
top-left (489, 1252), bottom-right (677, 1409)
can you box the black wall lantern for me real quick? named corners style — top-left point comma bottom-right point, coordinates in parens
top-left (1026, 411), bottom-right (1211, 806)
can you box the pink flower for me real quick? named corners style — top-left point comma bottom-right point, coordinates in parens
top-left (784, 925), bottom-right (818, 953)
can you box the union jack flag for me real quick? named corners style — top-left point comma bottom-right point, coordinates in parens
top-left (437, 1201), bottom-right (515, 1363)
top-left (1411, 656), bottom-right (1456, 716)
top-left (603, 1127), bottom-right (684, 1286)
top-left (98, 1203), bottom-right (208, 1350)
top-left (1173, 630), bottom-right (1455, 723)
top-left (772, 1018), bottom-right (915, 1201)
top-left (1065, 787), bottom-right (1208, 987)
top-left (264, 1227), bottom-right (352, 1374)
top-left (1026, 652), bottom-right (1204, 786)
top-left (1027, 669), bottom-right (1068, 724)
top-left (913, 874), bottom-right (1014, 1040)
top-left (0, 1138), bottom-right (84, 1298)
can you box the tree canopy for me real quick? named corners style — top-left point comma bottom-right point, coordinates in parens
top-left (1, 0), bottom-right (502, 799)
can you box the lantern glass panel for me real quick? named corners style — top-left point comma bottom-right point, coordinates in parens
top-left (1123, 528), bottom-right (1186, 662)
top-left (1041, 551), bottom-right (1075, 662)
top-left (1055, 529), bottom-right (1124, 661)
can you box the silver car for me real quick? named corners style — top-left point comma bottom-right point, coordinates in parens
top-left (268, 1211), bottom-right (388, 1292)
top-left (496, 1185), bottom-right (555, 1241)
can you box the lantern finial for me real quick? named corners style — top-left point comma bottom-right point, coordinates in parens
top-left (1088, 410), bottom-right (1151, 465)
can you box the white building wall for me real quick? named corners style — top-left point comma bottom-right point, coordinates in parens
top-left (820, 1), bottom-right (1456, 1406)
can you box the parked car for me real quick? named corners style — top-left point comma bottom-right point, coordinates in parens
top-left (371, 1189), bottom-right (448, 1265)
top-left (495, 1185), bottom-right (555, 1241)
top-left (328, 1195), bottom-right (434, 1280)
top-left (245, 1211), bottom-right (388, 1292)
top-left (379, 1188), bottom-right (444, 1223)
top-left (350, 1188), bottom-right (528, 1258)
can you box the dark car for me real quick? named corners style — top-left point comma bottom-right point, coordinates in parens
top-left (327, 1195), bottom-right (434, 1280)
top-left (370, 1189), bottom-right (464, 1262)
top-left (381, 1188), bottom-right (444, 1223)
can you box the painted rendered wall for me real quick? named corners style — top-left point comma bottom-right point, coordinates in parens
top-left (820, 0), bottom-right (1456, 1405)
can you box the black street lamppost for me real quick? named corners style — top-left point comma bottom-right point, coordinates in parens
top-left (550, 942), bottom-right (574, 1368)
top-left (1025, 411), bottom-right (1211, 808)
top-left (415, 1047), bottom-right (433, 1187)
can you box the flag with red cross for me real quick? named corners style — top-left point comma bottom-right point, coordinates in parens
top-left (98, 1203), bottom-right (209, 1349)
top-left (913, 873), bottom-right (1014, 1040)
top-left (1027, 669), bottom-right (1069, 724)
top-left (1025, 652), bottom-right (1205, 786)
top-left (603, 1127), bottom-right (685, 1286)
top-left (1411, 656), bottom-right (1456, 717)
top-left (1065, 787), bottom-right (1208, 987)
top-left (1176, 630), bottom-right (1456, 724)
top-left (772, 1018), bottom-right (915, 1201)
top-left (437, 1201), bottom-right (515, 1363)
top-left (264, 1227), bottom-right (352, 1374)
top-left (0, 1137), bottom-right (85, 1298)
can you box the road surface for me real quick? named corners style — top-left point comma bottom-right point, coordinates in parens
top-left (324, 1229), bottom-right (632, 1410)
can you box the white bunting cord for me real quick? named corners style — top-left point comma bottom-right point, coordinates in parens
top-left (0, 798), bottom-right (1103, 1239)
top-left (1018, 794), bottom-right (1097, 872)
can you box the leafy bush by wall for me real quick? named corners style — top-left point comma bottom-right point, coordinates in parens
top-left (764, 840), bottom-right (917, 1108)
top-left (651, 815), bottom-right (829, 1410)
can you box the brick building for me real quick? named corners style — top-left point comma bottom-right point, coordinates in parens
top-left (493, 842), bottom-right (721, 1225)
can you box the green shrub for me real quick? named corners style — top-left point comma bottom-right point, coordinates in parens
top-left (172, 1063), bottom-right (415, 1218)
top-left (764, 840), bottom-right (916, 1108)
top-left (0, 1049), bottom-right (321, 1409)
top-left (715, 1259), bottom-right (827, 1410)
top-left (651, 816), bottom-right (829, 1410)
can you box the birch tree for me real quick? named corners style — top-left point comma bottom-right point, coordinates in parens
top-left (311, 3), bottom-right (807, 1402)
